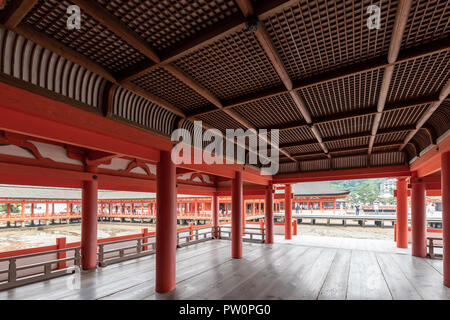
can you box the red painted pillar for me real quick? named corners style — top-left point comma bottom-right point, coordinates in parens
top-left (155, 151), bottom-right (177, 293)
top-left (411, 182), bottom-right (426, 257)
top-left (265, 186), bottom-right (274, 244)
top-left (442, 151), bottom-right (450, 286)
top-left (232, 171), bottom-right (243, 259)
top-left (81, 167), bottom-right (98, 270)
top-left (285, 184), bottom-right (292, 240)
top-left (396, 178), bottom-right (408, 248)
top-left (212, 194), bottom-right (219, 238)
top-left (6, 203), bottom-right (10, 219)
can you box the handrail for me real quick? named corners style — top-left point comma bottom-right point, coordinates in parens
top-left (217, 226), bottom-right (265, 244)
top-left (97, 226), bottom-right (215, 267)
top-left (0, 247), bottom-right (81, 291)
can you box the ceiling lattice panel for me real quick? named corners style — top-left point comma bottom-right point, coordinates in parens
top-left (378, 105), bottom-right (429, 129)
top-left (94, 0), bottom-right (240, 52)
top-left (131, 67), bottom-right (212, 113)
top-left (173, 29), bottom-right (282, 101)
top-left (262, 0), bottom-right (397, 81)
top-left (24, 0), bottom-right (148, 73)
top-left (401, 0), bottom-right (450, 49)
top-left (374, 131), bottom-right (410, 144)
top-left (196, 110), bottom-right (244, 133)
top-left (387, 51), bottom-right (450, 103)
top-left (280, 127), bottom-right (316, 144)
top-left (232, 94), bottom-right (304, 129)
top-left (326, 137), bottom-right (370, 151)
top-left (283, 143), bottom-right (323, 155)
top-left (299, 69), bottom-right (383, 118)
top-left (316, 114), bottom-right (374, 139)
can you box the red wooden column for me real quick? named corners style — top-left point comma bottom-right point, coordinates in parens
top-left (265, 185), bottom-right (274, 244)
top-left (6, 203), bottom-right (10, 219)
top-left (81, 166), bottom-right (98, 270)
top-left (411, 181), bottom-right (426, 257)
top-left (212, 193), bottom-right (219, 238)
top-left (442, 151), bottom-right (450, 286)
top-left (285, 184), bottom-right (292, 240)
top-left (232, 171), bottom-right (243, 259)
top-left (396, 178), bottom-right (408, 248)
top-left (155, 151), bottom-right (177, 293)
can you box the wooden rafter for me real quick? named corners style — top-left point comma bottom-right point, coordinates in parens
top-left (0, 0), bottom-right (38, 29)
top-left (368, 0), bottom-right (412, 155)
top-left (236, 0), bottom-right (328, 158)
top-left (400, 79), bottom-right (450, 151)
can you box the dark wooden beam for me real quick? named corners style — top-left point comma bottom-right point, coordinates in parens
top-left (235, 0), bottom-right (254, 17)
top-left (101, 83), bottom-right (118, 118)
top-left (162, 64), bottom-right (223, 108)
top-left (0, 0), bottom-right (38, 29)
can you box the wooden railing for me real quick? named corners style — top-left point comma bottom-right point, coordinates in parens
top-left (0, 247), bottom-right (81, 291)
top-left (0, 224), bottom-right (267, 291)
top-left (218, 226), bottom-right (265, 244)
top-left (97, 226), bottom-right (215, 267)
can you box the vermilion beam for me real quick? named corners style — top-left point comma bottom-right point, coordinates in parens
top-left (155, 151), bottom-right (177, 293)
top-left (232, 171), bottom-right (243, 259)
top-left (396, 178), bottom-right (408, 249)
top-left (0, 82), bottom-right (165, 162)
top-left (442, 151), bottom-right (450, 287)
top-left (411, 182), bottom-right (426, 257)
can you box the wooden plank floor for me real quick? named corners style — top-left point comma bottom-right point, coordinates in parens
top-left (1, 237), bottom-right (449, 300)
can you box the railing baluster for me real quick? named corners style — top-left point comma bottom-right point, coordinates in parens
top-left (8, 258), bottom-right (17, 283)
top-left (137, 239), bottom-right (142, 254)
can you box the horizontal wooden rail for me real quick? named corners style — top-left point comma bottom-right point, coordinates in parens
top-left (0, 247), bottom-right (81, 291)
top-left (218, 226), bottom-right (265, 243)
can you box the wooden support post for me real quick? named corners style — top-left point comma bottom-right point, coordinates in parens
top-left (212, 194), bottom-right (219, 238)
top-left (81, 167), bottom-right (98, 270)
top-left (142, 228), bottom-right (149, 251)
top-left (155, 151), bottom-right (177, 293)
top-left (411, 182), bottom-right (426, 257)
top-left (259, 219), bottom-right (265, 234)
top-left (293, 220), bottom-right (298, 236)
top-left (265, 186), bottom-right (274, 244)
top-left (396, 178), bottom-right (408, 248)
top-left (442, 151), bottom-right (450, 287)
top-left (285, 184), bottom-right (292, 240)
top-left (232, 171), bottom-right (243, 259)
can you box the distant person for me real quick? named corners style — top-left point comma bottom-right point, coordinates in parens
top-left (374, 202), bottom-right (379, 215)
top-left (355, 204), bottom-right (360, 216)
top-left (296, 203), bottom-right (300, 214)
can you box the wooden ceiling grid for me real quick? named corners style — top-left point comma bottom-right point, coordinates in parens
top-left (0, 0), bottom-right (449, 174)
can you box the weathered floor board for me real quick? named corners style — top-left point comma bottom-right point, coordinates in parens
top-left (0, 237), bottom-right (448, 300)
